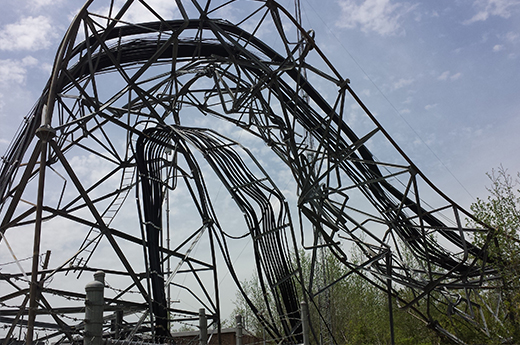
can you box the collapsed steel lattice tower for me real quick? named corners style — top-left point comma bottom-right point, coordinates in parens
top-left (0, 0), bottom-right (501, 344)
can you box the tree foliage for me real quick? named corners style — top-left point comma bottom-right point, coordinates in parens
top-left (469, 166), bottom-right (520, 342)
top-left (230, 250), bottom-right (442, 345)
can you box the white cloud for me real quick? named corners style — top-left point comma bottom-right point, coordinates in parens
top-left (28, 0), bottom-right (65, 8)
top-left (0, 16), bottom-right (56, 51)
top-left (40, 62), bottom-right (54, 74)
top-left (68, 153), bottom-right (117, 186)
top-left (464, 0), bottom-right (520, 24)
top-left (505, 31), bottom-right (519, 42)
top-left (425, 103), bottom-right (438, 110)
top-left (21, 56), bottom-right (39, 67)
top-left (393, 77), bottom-right (414, 89)
top-left (437, 71), bottom-right (462, 81)
top-left (0, 93), bottom-right (5, 116)
top-left (0, 57), bottom-right (39, 86)
top-left (490, 31), bottom-right (520, 54)
top-left (450, 72), bottom-right (462, 80)
top-left (118, 0), bottom-right (178, 23)
top-left (361, 89), bottom-right (371, 97)
top-left (438, 71), bottom-right (450, 81)
top-left (336, 0), bottom-right (417, 36)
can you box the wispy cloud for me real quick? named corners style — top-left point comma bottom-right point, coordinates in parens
top-left (360, 89), bottom-right (371, 97)
top-left (119, 0), bottom-right (178, 23)
top-left (393, 77), bottom-right (414, 89)
top-left (336, 0), bottom-right (417, 36)
top-left (493, 44), bottom-right (505, 51)
top-left (0, 94), bottom-right (5, 117)
top-left (438, 71), bottom-right (450, 80)
top-left (464, 0), bottom-right (520, 24)
top-left (505, 31), bottom-right (519, 42)
top-left (438, 71), bottom-right (462, 81)
top-left (0, 57), bottom-right (39, 86)
top-left (29, 0), bottom-right (65, 9)
top-left (0, 16), bottom-right (56, 51)
top-left (490, 31), bottom-right (519, 54)
top-left (450, 72), bottom-right (462, 80)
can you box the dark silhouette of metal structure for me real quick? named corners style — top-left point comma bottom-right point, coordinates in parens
top-left (0, 1), bottom-right (501, 344)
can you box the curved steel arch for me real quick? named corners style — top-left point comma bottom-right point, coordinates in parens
top-left (0, 1), bottom-right (501, 344)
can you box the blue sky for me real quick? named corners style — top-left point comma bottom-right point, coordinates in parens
top-left (2, 0), bottom-right (519, 212)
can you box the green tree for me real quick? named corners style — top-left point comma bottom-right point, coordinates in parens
top-left (230, 272), bottom-right (276, 339)
top-left (469, 166), bottom-right (520, 342)
top-left (230, 249), bottom-right (443, 345)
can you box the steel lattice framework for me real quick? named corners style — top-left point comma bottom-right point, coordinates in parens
top-left (0, 1), bottom-right (502, 344)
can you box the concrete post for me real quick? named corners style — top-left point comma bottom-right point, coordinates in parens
top-left (235, 315), bottom-right (243, 345)
top-left (300, 301), bottom-right (309, 345)
top-left (199, 308), bottom-right (207, 345)
top-left (85, 271), bottom-right (105, 345)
